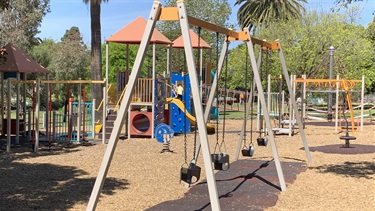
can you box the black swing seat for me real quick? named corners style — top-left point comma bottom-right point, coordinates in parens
top-left (211, 153), bottom-right (230, 171)
top-left (339, 134), bottom-right (356, 148)
top-left (180, 163), bottom-right (201, 184)
top-left (257, 137), bottom-right (268, 146)
top-left (241, 146), bottom-right (255, 157)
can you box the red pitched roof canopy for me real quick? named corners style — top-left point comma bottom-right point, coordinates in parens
top-left (106, 16), bottom-right (172, 44)
top-left (0, 43), bottom-right (49, 74)
top-left (171, 29), bottom-right (211, 49)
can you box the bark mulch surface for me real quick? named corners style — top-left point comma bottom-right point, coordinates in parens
top-left (0, 119), bottom-right (374, 211)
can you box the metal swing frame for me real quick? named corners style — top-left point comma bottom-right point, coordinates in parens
top-left (86, 1), bottom-right (311, 210)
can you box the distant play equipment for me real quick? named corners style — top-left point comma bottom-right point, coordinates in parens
top-left (154, 123), bottom-right (174, 153)
top-left (294, 75), bottom-right (365, 133)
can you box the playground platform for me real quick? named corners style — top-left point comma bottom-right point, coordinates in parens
top-left (146, 159), bottom-right (306, 211)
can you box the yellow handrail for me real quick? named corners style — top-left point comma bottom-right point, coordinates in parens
top-left (114, 85), bottom-right (127, 112)
top-left (95, 84), bottom-right (112, 111)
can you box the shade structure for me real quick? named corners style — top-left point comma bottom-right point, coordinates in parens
top-left (0, 43), bottom-right (49, 74)
top-left (171, 29), bottom-right (211, 49)
top-left (105, 16), bottom-right (172, 44)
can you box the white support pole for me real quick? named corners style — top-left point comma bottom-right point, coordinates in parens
top-left (288, 75), bottom-right (295, 136)
top-left (302, 75), bottom-right (306, 125)
top-left (246, 35), bottom-right (287, 191)
top-left (92, 99), bottom-right (96, 139)
top-left (279, 46), bottom-right (312, 162)
top-left (281, 90), bottom-right (285, 115)
top-left (86, 2), bottom-right (161, 210)
top-left (16, 73), bottom-right (20, 144)
top-left (23, 73), bottom-right (27, 136)
top-left (46, 74), bottom-right (50, 143)
top-left (360, 75), bottom-right (364, 131)
top-left (35, 78), bottom-right (40, 152)
top-left (6, 79), bottom-right (11, 152)
top-left (102, 86), bottom-right (106, 144)
top-left (335, 75), bottom-right (340, 133)
top-left (177, 1), bottom-right (221, 210)
top-left (152, 43), bottom-right (156, 138)
top-left (267, 74), bottom-right (271, 127)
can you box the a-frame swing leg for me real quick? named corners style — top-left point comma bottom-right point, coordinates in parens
top-left (86, 2), bottom-right (161, 210)
top-left (177, 1), bottom-right (221, 210)
top-left (245, 35), bottom-right (287, 191)
top-left (235, 49), bottom-right (262, 160)
top-left (278, 46), bottom-right (312, 163)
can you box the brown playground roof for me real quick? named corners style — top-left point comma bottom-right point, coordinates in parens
top-left (0, 43), bottom-right (49, 74)
top-left (171, 29), bottom-right (211, 49)
top-left (105, 16), bottom-right (172, 44)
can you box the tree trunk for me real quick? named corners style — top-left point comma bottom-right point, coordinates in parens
top-left (90, 1), bottom-right (103, 117)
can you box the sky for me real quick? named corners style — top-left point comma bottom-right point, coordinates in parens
top-left (38, 0), bottom-right (374, 45)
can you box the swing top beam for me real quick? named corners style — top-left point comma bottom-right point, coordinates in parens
top-left (157, 3), bottom-right (280, 50)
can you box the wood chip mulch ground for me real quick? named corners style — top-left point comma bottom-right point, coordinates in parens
top-left (0, 119), bottom-right (374, 211)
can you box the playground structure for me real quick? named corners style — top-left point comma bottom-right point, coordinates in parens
top-left (2, 77), bottom-right (103, 153)
top-left (293, 75), bottom-right (365, 133)
top-left (87, 2), bottom-right (312, 210)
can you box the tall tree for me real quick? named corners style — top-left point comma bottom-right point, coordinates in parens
top-left (82, 0), bottom-right (108, 105)
top-left (234, 0), bottom-right (307, 29)
top-left (0, 0), bottom-right (50, 51)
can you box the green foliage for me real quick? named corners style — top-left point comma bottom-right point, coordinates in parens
top-left (0, 0), bottom-right (50, 51)
top-left (253, 10), bottom-right (374, 93)
top-left (235, 0), bottom-right (306, 29)
top-left (30, 27), bottom-right (90, 109)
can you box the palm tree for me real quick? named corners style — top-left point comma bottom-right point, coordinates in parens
top-left (235, 0), bottom-right (307, 29)
top-left (83, 0), bottom-right (108, 106)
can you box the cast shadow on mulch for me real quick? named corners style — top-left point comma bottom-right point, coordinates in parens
top-left (304, 144), bottom-right (375, 155)
top-left (311, 161), bottom-right (375, 179)
top-left (0, 160), bottom-right (128, 210)
top-left (147, 159), bottom-right (306, 211)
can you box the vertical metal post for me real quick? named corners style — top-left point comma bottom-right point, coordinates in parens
top-left (328, 46), bottom-right (335, 118)
top-left (360, 75), bottom-right (364, 131)
top-left (177, 1), bottom-right (221, 210)
top-left (6, 79), bottom-right (11, 152)
top-left (302, 75), bottom-right (306, 127)
top-left (246, 36), bottom-right (286, 191)
top-left (46, 74), bottom-right (50, 143)
top-left (35, 78), bottom-right (40, 152)
top-left (16, 73), bottom-right (20, 144)
top-left (78, 79), bottom-right (82, 142)
top-left (152, 43), bottom-right (156, 138)
top-left (86, 2), bottom-right (161, 210)
top-left (92, 99), bottom-right (96, 139)
top-left (279, 46), bottom-right (312, 162)
top-left (102, 86), bottom-right (106, 144)
top-left (335, 75), bottom-right (340, 133)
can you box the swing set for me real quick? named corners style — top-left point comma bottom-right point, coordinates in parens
top-left (87, 2), bottom-right (312, 210)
